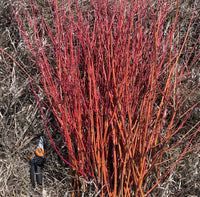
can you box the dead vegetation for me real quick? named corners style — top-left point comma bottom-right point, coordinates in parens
top-left (0, 0), bottom-right (199, 196)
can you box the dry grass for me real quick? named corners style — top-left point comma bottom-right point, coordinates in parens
top-left (0, 1), bottom-right (72, 196)
top-left (0, 0), bottom-right (199, 196)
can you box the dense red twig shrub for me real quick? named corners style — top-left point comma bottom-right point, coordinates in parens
top-left (9, 0), bottom-right (200, 196)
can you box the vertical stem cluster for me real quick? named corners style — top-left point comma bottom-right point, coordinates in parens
top-left (13, 0), bottom-right (199, 196)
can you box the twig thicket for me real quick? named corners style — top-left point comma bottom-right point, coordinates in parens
top-left (11, 0), bottom-right (200, 196)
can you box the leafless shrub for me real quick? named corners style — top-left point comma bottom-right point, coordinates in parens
top-left (0, 0), bottom-right (199, 196)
